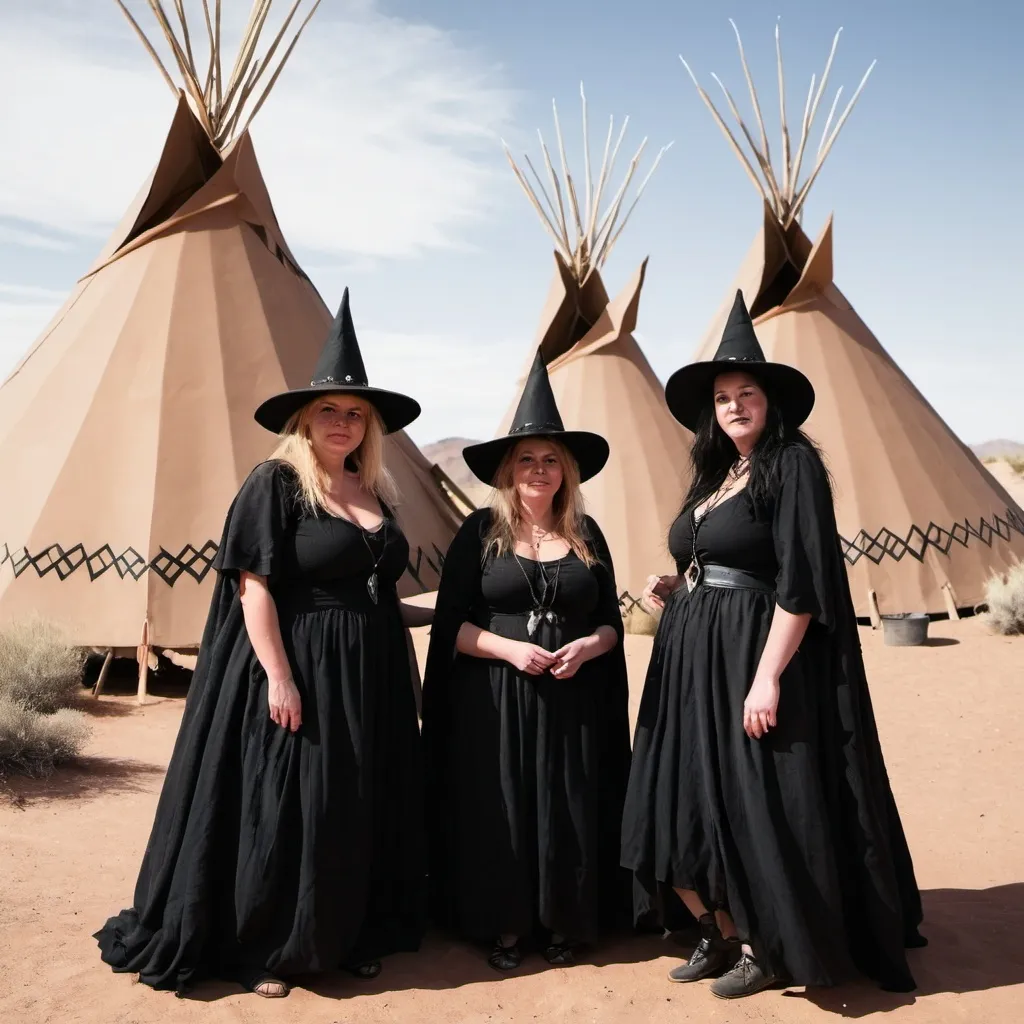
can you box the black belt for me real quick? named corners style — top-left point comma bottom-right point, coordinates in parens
top-left (697, 564), bottom-right (775, 594)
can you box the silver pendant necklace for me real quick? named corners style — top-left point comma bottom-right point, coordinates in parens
top-left (513, 552), bottom-right (561, 638)
top-left (360, 520), bottom-right (389, 604)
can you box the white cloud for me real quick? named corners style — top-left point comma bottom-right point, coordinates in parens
top-left (0, 1), bottom-right (516, 260)
top-left (0, 224), bottom-right (74, 252)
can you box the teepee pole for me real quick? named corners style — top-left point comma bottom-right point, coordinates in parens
top-left (786, 60), bottom-right (875, 227)
top-left (113, 0), bottom-right (178, 97)
top-left (681, 57), bottom-right (770, 206)
top-left (775, 21), bottom-right (792, 200)
top-left (684, 22), bottom-right (875, 229)
top-left (137, 619), bottom-right (150, 705)
top-left (115, 0), bottom-right (323, 153)
top-left (506, 92), bottom-right (668, 285)
top-left (788, 28), bottom-right (843, 206)
top-left (710, 73), bottom-right (783, 214)
top-left (728, 20), bottom-right (784, 209)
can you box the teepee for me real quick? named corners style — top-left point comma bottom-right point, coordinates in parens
top-left (684, 23), bottom-right (1024, 619)
top-left (0, 0), bottom-right (463, 663)
top-left (499, 88), bottom-right (690, 606)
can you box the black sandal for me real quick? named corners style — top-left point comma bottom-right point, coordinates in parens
top-left (488, 940), bottom-right (523, 972)
top-left (236, 968), bottom-right (290, 998)
top-left (343, 960), bottom-right (382, 980)
top-left (542, 941), bottom-right (574, 966)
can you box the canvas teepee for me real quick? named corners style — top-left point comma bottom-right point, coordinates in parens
top-left (683, 22), bottom-right (1024, 619)
top-left (0, 0), bottom-right (463, 661)
top-left (498, 88), bottom-right (690, 606)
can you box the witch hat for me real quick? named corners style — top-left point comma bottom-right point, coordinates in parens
top-left (463, 349), bottom-right (609, 485)
top-left (664, 289), bottom-right (815, 431)
top-left (254, 288), bottom-right (420, 434)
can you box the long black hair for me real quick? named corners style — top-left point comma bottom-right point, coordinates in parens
top-left (679, 371), bottom-right (832, 521)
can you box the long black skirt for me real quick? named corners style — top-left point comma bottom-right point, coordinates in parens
top-left (95, 595), bottom-right (425, 993)
top-left (622, 584), bottom-right (921, 990)
top-left (428, 612), bottom-right (629, 945)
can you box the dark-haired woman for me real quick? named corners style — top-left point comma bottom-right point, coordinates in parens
top-left (621, 292), bottom-right (925, 999)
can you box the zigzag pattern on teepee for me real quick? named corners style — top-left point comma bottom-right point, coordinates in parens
top-left (684, 21), bottom-right (1024, 618)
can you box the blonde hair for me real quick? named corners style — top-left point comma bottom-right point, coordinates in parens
top-left (268, 394), bottom-right (399, 513)
top-left (484, 437), bottom-right (595, 567)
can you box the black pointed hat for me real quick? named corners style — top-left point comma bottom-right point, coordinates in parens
top-left (463, 349), bottom-right (610, 485)
top-left (664, 290), bottom-right (815, 431)
top-left (254, 288), bottom-right (420, 434)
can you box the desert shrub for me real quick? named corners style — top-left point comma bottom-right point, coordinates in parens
top-left (0, 617), bottom-right (85, 713)
top-left (982, 561), bottom-right (1024, 636)
top-left (1006, 456), bottom-right (1024, 476)
top-left (0, 697), bottom-right (90, 777)
top-left (624, 604), bottom-right (659, 636)
top-left (0, 619), bottom-right (90, 778)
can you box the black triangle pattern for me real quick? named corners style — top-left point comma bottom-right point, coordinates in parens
top-left (0, 539), bottom-right (449, 590)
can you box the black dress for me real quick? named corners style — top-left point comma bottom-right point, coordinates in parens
top-left (621, 446), bottom-right (924, 990)
top-left (422, 508), bottom-right (632, 945)
top-left (95, 460), bottom-right (425, 993)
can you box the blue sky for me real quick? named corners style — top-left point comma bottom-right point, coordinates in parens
top-left (1, 0), bottom-right (1021, 446)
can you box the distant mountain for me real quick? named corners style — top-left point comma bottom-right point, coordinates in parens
top-left (422, 437), bottom-right (489, 507)
top-left (971, 439), bottom-right (1024, 460)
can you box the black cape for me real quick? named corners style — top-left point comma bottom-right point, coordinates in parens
top-left (621, 445), bottom-right (925, 990)
top-left (421, 508), bottom-right (632, 943)
top-left (95, 461), bottom-right (425, 993)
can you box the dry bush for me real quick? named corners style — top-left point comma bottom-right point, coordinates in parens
top-left (0, 618), bottom-right (89, 778)
top-left (0, 696), bottom-right (90, 777)
top-left (982, 561), bottom-right (1024, 636)
top-left (624, 604), bottom-right (659, 636)
top-left (0, 617), bottom-right (86, 713)
top-left (1006, 456), bottom-right (1024, 476)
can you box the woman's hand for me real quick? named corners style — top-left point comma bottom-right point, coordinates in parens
top-left (550, 636), bottom-right (601, 679)
top-left (268, 675), bottom-right (303, 732)
top-left (503, 640), bottom-right (558, 676)
top-left (743, 674), bottom-right (780, 739)
top-left (641, 574), bottom-right (682, 615)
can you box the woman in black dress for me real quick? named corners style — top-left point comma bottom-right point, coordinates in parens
top-left (621, 292), bottom-right (926, 999)
top-left (95, 290), bottom-right (430, 998)
top-left (422, 351), bottom-right (632, 971)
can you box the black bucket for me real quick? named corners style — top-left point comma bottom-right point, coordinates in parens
top-left (881, 612), bottom-right (929, 647)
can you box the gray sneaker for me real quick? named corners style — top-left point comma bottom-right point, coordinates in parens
top-left (709, 952), bottom-right (777, 999)
top-left (667, 914), bottom-right (740, 983)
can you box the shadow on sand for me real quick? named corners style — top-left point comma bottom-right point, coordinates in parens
top-left (176, 885), bottom-right (1024, 1007)
top-left (785, 883), bottom-right (1024, 1016)
top-left (2, 755), bottom-right (166, 807)
top-left (180, 929), bottom-right (687, 1002)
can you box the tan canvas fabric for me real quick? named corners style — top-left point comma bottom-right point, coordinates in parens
top-left (498, 254), bottom-right (692, 604)
top-left (694, 208), bottom-right (1024, 616)
top-left (0, 100), bottom-right (459, 648)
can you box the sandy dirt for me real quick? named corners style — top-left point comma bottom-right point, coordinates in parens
top-left (2, 617), bottom-right (1022, 1024)
top-left (985, 458), bottom-right (1024, 509)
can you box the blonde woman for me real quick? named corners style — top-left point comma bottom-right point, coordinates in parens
top-left (422, 351), bottom-right (632, 972)
top-left (96, 291), bottom-right (431, 999)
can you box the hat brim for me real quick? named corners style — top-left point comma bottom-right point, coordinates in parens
top-left (664, 360), bottom-right (815, 431)
top-left (463, 430), bottom-right (610, 486)
top-left (254, 384), bottom-right (421, 435)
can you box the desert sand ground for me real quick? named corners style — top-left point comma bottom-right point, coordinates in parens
top-left (2, 616), bottom-right (1022, 1024)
